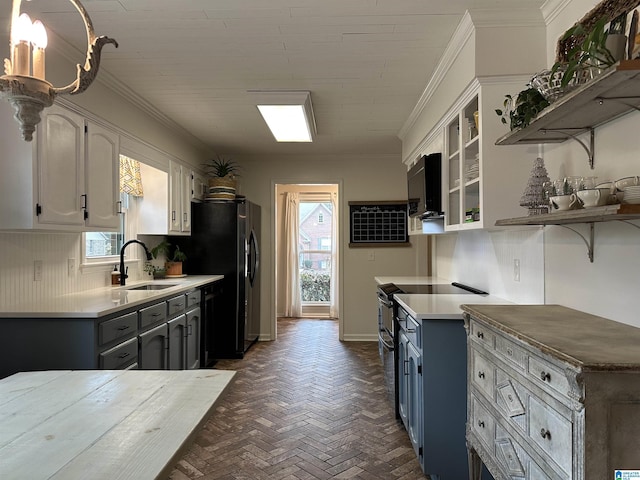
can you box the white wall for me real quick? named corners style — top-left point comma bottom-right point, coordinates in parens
top-left (432, 0), bottom-right (640, 328)
top-left (235, 154), bottom-right (421, 341)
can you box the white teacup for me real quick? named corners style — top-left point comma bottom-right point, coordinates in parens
top-left (550, 194), bottom-right (578, 211)
top-left (577, 188), bottom-right (608, 207)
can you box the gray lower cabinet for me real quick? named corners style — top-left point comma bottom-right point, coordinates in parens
top-left (139, 323), bottom-right (168, 369)
top-left (168, 314), bottom-right (187, 370)
top-left (186, 307), bottom-right (201, 369)
top-left (395, 304), bottom-right (475, 480)
top-left (0, 282), bottom-right (215, 379)
top-left (463, 304), bottom-right (640, 480)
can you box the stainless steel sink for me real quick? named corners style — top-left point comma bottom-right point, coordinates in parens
top-left (125, 284), bottom-right (178, 291)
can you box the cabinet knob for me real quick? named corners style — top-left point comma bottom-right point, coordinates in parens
top-left (540, 428), bottom-right (551, 439)
top-left (540, 371), bottom-right (551, 382)
top-left (478, 371), bottom-right (485, 379)
top-left (477, 420), bottom-right (485, 428)
top-left (476, 331), bottom-right (484, 339)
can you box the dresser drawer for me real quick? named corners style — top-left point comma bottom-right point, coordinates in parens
top-left (186, 289), bottom-right (201, 308)
top-left (470, 395), bottom-right (496, 452)
top-left (99, 337), bottom-right (138, 369)
top-left (528, 355), bottom-right (571, 401)
top-left (99, 311), bottom-right (137, 346)
top-left (470, 319), bottom-right (494, 350)
top-left (495, 335), bottom-right (527, 370)
top-left (139, 302), bottom-right (167, 329)
top-left (529, 395), bottom-right (573, 475)
top-left (471, 349), bottom-right (495, 400)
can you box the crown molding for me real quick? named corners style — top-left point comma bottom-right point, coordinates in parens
top-left (398, 12), bottom-right (474, 141)
top-left (48, 30), bottom-right (210, 153)
top-left (398, 7), bottom-right (544, 141)
top-left (541, 0), bottom-right (573, 25)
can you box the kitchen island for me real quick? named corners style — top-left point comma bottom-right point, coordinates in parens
top-left (0, 369), bottom-right (235, 480)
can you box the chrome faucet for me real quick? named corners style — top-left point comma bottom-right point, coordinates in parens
top-left (119, 239), bottom-right (153, 286)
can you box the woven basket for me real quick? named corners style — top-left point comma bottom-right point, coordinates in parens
top-left (207, 176), bottom-right (237, 200)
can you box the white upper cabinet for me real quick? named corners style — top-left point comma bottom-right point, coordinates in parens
top-left (0, 102), bottom-right (120, 231)
top-left (169, 162), bottom-right (191, 235)
top-left (442, 79), bottom-right (534, 231)
top-left (85, 121), bottom-right (120, 230)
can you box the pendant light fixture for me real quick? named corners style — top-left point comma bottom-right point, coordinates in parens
top-left (0, 0), bottom-right (118, 141)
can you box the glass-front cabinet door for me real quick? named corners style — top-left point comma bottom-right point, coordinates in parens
top-left (443, 78), bottom-right (534, 231)
top-left (445, 94), bottom-right (480, 229)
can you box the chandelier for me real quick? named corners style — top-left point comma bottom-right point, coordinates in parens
top-left (0, 0), bottom-right (118, 141)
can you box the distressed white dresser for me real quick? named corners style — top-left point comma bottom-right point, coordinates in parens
top-left (461, 304), bottom-right (640, 480)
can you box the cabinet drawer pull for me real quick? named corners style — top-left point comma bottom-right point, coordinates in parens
top-left (116, 325), bottom-right (130, 331)
top-left (477, 331), bottom-right (484, 339)
top-left (173, 302), bottom-right (184, 307)
top-left (404, 360), bottom-right (409, 375)
top-left (540, 371), bottom-right (551, 382)
top-left (152, 313), bottom-right (162, 317)
top-left (477, 420), bottom-right (485, 428)
top-left (506, 348), bottom-right (513, 356)
top-left (118, 352), bottom-right (131, 359)
top-left (478, 371), bottom-right (485, 379)
top-left (540, 428), bottom-right (551, 439)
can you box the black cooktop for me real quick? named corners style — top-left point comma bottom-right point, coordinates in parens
top-left (379, 282), bottom-right (488, 297)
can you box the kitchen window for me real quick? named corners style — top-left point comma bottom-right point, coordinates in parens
top-left (81, 192), bottom-right (127, 266)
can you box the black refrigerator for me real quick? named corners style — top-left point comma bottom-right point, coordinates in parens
top-left (173, 199), bottom-right (260, 359)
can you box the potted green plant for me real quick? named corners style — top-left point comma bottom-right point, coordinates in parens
top-left (551, 16), bottom-right (619, 89)
top-left (203, 155), bottom-right (240, 200)
top-left (149, 240), bottom-right (187, 276)
top-left (495, 87), bottom-right (550, 131)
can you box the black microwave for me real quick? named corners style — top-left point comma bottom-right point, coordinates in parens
top-left (407, 153), bottom-right (442, 218)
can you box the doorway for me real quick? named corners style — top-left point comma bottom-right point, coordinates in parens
top-left (275, 183), bottom-right (339, 323)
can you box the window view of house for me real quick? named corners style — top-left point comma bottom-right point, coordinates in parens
top-left (299, 201), bottom-right (332, 303)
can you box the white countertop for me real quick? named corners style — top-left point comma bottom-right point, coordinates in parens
top-left (374, 276), bottom-right (451, 285)
top-left (0, 369), bottom-right (235, 480)
top-left (0, 275), bottom-right (224, 318)
top-left (394, 293), bottom-right (513, 320)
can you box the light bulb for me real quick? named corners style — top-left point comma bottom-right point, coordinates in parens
top-left (32, 20), bottom-right (48, 49)
top-left (12, 13), bottom-right (32, 44)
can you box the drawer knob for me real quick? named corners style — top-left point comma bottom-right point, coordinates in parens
top-left (478, 371), bottom-right (485, 379)
top-left (506, 348), bottom-right (513, 356)
top-left (477, 420), bottom-right (485, 428)
top-left (477, 331), bottom-right (484, 339)
top-left (540, 428), bottom-right (551, 439)
top-left (540, 371), bottom-right (551, 382)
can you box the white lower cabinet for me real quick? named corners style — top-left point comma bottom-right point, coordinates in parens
top-left (0, 101), bottom-right (120, 231)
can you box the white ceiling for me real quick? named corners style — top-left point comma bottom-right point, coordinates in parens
top-left (6, 0), bottom-right (545, 156)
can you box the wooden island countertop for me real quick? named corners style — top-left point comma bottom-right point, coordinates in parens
top-left (0, 369), bottom-right (235, 479)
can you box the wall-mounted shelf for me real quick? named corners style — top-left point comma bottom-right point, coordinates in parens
top-left (495, 204), bottom-right (640, 262)
top-left (495, 60), bottom-right (640, 169)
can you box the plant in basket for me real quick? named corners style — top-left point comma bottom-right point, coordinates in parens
top-left (550, 16), bottom-right (619, 89)
top-left (203, 155), bottom-right (240, 200)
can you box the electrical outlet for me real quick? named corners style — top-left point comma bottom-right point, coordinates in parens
top-left (368, 251), bottom-right (375, 261)
top-left (513, 259), bottom-right (520, 282)
top-left (68, 258), bottom-right (75, 276)
top-left (34, 260), bottom-right (43, 282)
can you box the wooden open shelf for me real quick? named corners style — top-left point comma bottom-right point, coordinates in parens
top-left (495, 204), bottom-right (640, 226)
top-left (495, 60), bottom-right (640, 147)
